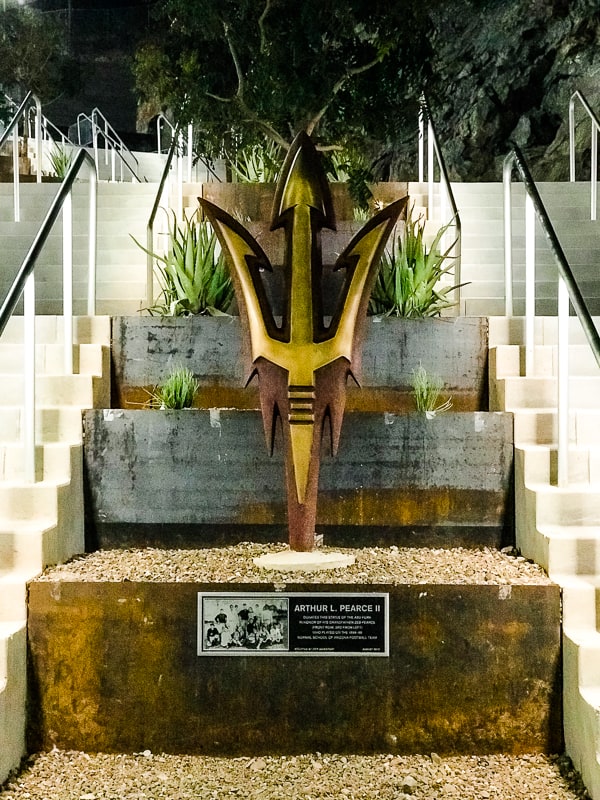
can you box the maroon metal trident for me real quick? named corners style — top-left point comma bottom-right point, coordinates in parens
top-left (201, 132), bottom-right (406, 551)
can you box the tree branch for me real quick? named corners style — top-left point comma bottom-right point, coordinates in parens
top-left (306, 53), bottom-right (383, 136)
top-left (209, 14), bottom-right (290, 150)
top-left (223, 21), bottom-right (245, 102)
top-left (257, 0), bottom-right (273, 54)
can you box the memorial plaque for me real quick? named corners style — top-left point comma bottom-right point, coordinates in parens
top-left (198, 592), bottom-right (389, 656)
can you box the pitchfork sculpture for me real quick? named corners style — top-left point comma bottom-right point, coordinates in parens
top-left (201, 132), bottom-right (406, 552)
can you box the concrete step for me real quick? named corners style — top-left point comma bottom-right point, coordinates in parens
top-left (0, 620), bottom-right (26, 782)
top-left (0, 573), bottom-right (35, 623)
top-left (0, 343), bottom-right (107, 376)
top-left (0, 315), bottom-right (111, 345)
top-left (0, 519), bottom-right (59, 573)
top-left (0, 406), bottom-right (83, 444)
top-left (489, 316), bottom-right (600, 347)
top-left (495, 375), bottom-right (600, 410)
top-left (0, 480), bottom-right (68, 522)
top-left (491, 344), bottom-right (600, 378)
top-left (536, 522), bottom-right (600, 574)
top-left (557, 574), bottom-right (600, 629)
top-left (0, 442), bottom-right (78, 482)
top-left (562, 630), bottom-right (600, 800)
top-left (532, 485), bottom-right (600, 526)
top-left (517, 443), bottom-right (600, 485)
top-left (0, 373), bottom-right (108, 408)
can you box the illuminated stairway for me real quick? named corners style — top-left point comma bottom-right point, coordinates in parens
top-left (489, 313), bottom-right (600, 799)
top-left (0, 315), bottom-right (110, 782)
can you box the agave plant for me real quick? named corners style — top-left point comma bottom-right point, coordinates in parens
top-left (369, 208), bottom-right (461, 318)
top-left (135, 211), bottom-right (234, 317)
top-left (148, 366), bottom-right (199, 409)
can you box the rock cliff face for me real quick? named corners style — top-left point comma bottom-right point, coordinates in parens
top-left (426, 0), bottom-right (600, 180)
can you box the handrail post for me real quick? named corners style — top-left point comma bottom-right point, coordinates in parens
top-left (569, 96), bottom-right (576, 182)
top-left (62, 191), bottom-right (74, 375)
top-left (427, 119), bottom-right (434, 216)
top-left (569, 90), bottom-right (600, 221)
top-left (177, 130), bottom-right (184, 220)
top-left (87, 165), bottom-right (97, 316)
top-left (35, 95), bottom-right (42, 184)
top-left (187, 123), bottom-right (193, 182)
top-left (146, 125), bottom-right (181, 309)
top-left (557, 276), bottom-right (570, 487)
top-left (24, 274), bottom-right (36, 483)
top-left (12, 125), bottom-right (20, 222)
top-left (525, 193), bottom-right (536, 376)
top-left (591, 121), bottom-right (597, 222)
top-left (503, 153), bottom-right (514, 317)
top-left (418, 106), bottom-right (424, 184)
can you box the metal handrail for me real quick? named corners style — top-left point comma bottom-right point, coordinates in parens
top-left (146, 125), bottom-right (182, 308)
top-left (0, 148), bottom-right (97, 483)
top-left (156, 114), bottom-right (222, 183)
top-left (74, 108), bottom-right (140, 182)
top-left (0, 91), bottom-right (43, 220)
top-left (569, 90), bottom-right (599, 221)
top-left (503, 143), bottom-right (600, 486)
top-left (418, 95), bottom-right (462, 308)
top-left (156, 113), bottom-right (177, 155)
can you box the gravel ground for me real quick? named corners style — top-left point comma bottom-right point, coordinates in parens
top-left (0, 750), bottom-right (591, 799)
top-left (36, 543), bottom-right (553, 585)
top-left (19, 545), bottom-right (575, 799)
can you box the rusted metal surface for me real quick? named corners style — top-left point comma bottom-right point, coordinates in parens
top-left (27, 580), bottom-right (562, 755)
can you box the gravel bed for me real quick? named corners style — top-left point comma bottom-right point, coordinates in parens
top-left (0, 750), bottom-right (591, 799)
top-left (36, 543), bottom-right (553, 585)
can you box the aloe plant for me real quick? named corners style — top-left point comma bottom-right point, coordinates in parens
top-left (369, 208), bottom-right (461, 318)
top-left (48, 144), bottom-right (74, 179)
top-left (227, 139), bottom-right (282, 183)
top-left (410, 363), bottom-right (452, 417)
top-left (149, 366), bottom-right (199, 409)
top-left (135, 212), bottom-right (234, 317)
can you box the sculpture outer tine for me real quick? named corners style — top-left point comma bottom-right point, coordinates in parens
top-left (200, 132), bottom-right (406, 551)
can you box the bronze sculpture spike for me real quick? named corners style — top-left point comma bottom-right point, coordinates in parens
top-left (200, 132), bottom-right (406, 551)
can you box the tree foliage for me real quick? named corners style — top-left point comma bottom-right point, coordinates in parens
top-left (134, 0), bottom-right (438, 163)
top-left (0, 7), bottom-right (80, 107)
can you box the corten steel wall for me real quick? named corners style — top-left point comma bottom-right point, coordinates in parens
top-left (82, 409), bottom-right (513, 549)
top-left (27, 581), bottom-right (561, 756)
top-left (110, 316), bottom-right (489, 412)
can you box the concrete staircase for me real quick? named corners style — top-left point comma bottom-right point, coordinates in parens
top-left (0, 314), bottom-right (111, 782)
top-left (489, 314), bottom-right (600, 798)
top-left (0, 180), bottom-right (158, 316)
top-left (1, 175), bottom-right (600, 793)
top-left (452, 181), bottom-right (600, 316)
